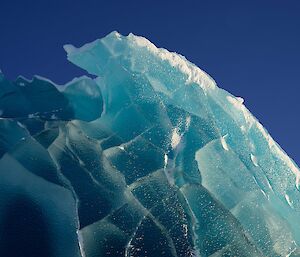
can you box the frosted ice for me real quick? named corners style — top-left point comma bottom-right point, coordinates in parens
top-left (0, 31), bottom-right (299, 257)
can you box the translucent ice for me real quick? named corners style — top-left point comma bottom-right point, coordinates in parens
top-left (0, 32), bottom-right (299, 257)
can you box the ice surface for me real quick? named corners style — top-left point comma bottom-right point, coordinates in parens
top-left (0, 32), bottom-right (300, 257)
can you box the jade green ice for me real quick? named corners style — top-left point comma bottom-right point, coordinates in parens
top-left (0, 32), bottom-right (299, 257)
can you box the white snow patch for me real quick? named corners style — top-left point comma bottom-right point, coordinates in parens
top-left (227, 95), bottom-right (253, 125)
top-left (185, 116), bottom-right (191, 129)
top-left (171, 128), bottom-right (181, 149)
top-left (227, 95), bottom-right (241, 106)
top-left (221, 135), bottom-right (229, 151)
top-left (236, 96), bottom-right (244, 104)
top-left (251, 154), bottom-right (259, 167)
top-left (164, 153), bottom-right (168, 169)
top-left (128, 33), bottom-right (216, 91)
top-left (118, 145), bottom-right (125, 151)
top-left (63, 44), bottom-right (77, 54)
top-left (285, 194), bottom-right (293, 207)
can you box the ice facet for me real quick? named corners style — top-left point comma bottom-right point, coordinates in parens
top-left (0, 32), bottom-right (299, 257)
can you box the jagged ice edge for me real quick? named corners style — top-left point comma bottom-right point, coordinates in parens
top-left (64, 31), bottom-right (300, 189)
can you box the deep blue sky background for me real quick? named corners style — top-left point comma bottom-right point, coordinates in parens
top-left (0, 0), bottom-right (299, 164)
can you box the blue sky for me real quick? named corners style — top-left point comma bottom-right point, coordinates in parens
top-left (0, 0), bottom-right (299, 164)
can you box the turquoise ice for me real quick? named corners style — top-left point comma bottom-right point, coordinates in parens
top-left (0, 32), bottom-right (299, 257)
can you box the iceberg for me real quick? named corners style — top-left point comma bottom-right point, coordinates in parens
top-left (0, 32), bottom-right (299, 257)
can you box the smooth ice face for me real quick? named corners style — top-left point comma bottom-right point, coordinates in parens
top-left (0, 32), bottom-right (300, 257)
